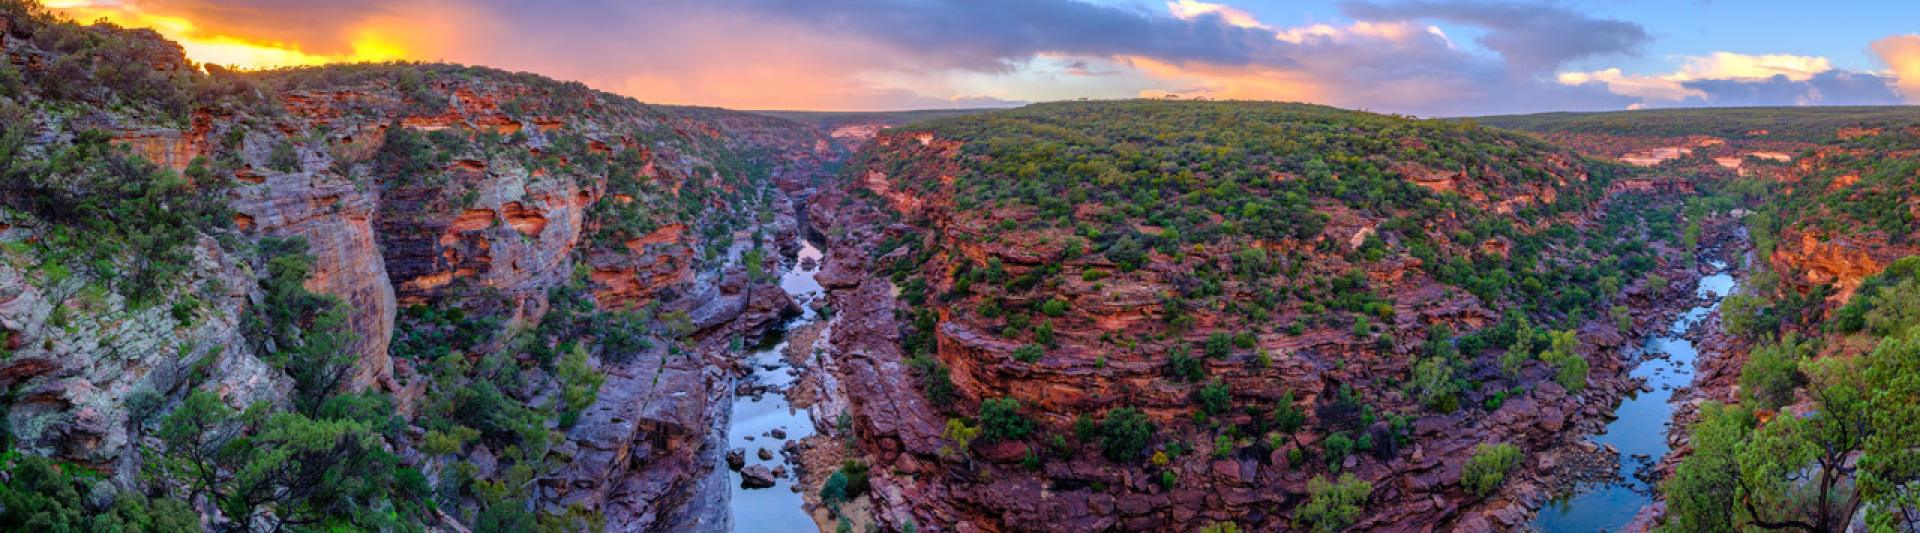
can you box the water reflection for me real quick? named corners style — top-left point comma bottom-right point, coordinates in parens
top-left (726, 240), bottom-right (828, 532)
top-left (1535, 264), bottom-right (1736, 531)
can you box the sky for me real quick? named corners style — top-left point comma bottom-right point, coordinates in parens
top-left (39, 0), bottom-right (1920, 116)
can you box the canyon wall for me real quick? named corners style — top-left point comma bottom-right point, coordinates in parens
top-left (0, 14), bottom-right (840, 530)
top-left (803, 119), bottom-right (1706, 531)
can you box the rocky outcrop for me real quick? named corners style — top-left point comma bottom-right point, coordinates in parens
top-left (230, 164), bottom-right (398, 390)
top-left (1768, 226), bottom-right (1917, 306)
top-left (0, 239), bottom-right (285, 479)
top-left (542, 341), bottom-right (728, 529)
top-left (796, 124), bottom-right (1721, 531)
top-left (0, 16), bottom-right (843, 530)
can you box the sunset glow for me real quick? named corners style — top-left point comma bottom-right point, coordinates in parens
top-left (47, 1), bottom-right (414, 69)
top-left (28, 0), bottom-right (1920, 113)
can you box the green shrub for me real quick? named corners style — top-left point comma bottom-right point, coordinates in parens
top-left (908, 354), bottom-right (958, 405)
top-left (0, 454), bottom-right (198, 531)
top-left (1461, 443), bottom-right (1522, 496)
top-left (1097, 408), bottom-right (1154, 462)
top-left (1272, 392), bottom-right (1306, 434)
top-left (1296, 474), bottom-right (1372, 532)
top-left (1012, 344), bottom-right (1044, 363)
top-left (1205, 332), bottom-right (1235, 358)
top-left (977, 397), bottom-right (1033, 443)
top-left (1646, 273), bottom-right (1670, 294)
top-left (1041, 298), bottom-right (1068, 317)
top-left (1197, 380), bottom-right (1232, 417)
top-left (1738, 335), bottom-right (1807, 410)
top-left (268, 141), bottom-right (301, 172)
top-left (1539, 329), bottom-right (1587, 392)
top-left (820, 470), bottom-right (850, 508)
top-left (1212, 434), bottom-right (1234, 458)
top-left (1324, 433), bottom-right (1354, 469)
top-left (556, 345), bottom-right (605, 428)
top-left (1409, 356), bottom-right (1459, 412)
top-left (1167, 350), bottom-right (1205, 382)
top-left (1720, 293), bottom-right (1773, 339)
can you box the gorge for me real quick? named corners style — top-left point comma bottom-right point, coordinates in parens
top-left (5, 3), bottom-right (1920, 532)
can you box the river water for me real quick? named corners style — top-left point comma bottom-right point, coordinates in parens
top-left (1535, 263), bottom-right (1736, 531)
top-left (724, 239), bottom-right (828, 532)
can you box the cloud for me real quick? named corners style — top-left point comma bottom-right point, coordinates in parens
top-left (1559, 51), bottom-right (1904, 108)
top-left (1340, 0), bottom-right (1649, 74)
top-left (94, 0), bottom-right (402, 55)
top-left (701, 0), bottom-right (1288, 73)
top-left (1873, 35), bottom-right (1920, 102)
top-left (1682, 52), bottom-right (1832, 81)
top-left (55, 0), bottom-right (1889, 115)
top-left (48, 0), bottom-right (430, 66)
top-left (1679, 71), bottom-right (1904, 106)
top-left (1166, 0), bottom-right (1263, 29)
top-left (1556, 68), bottom-right (1703, 102)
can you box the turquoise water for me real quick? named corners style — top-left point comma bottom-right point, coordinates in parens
top-left (1534, 266), bottom-right (1736, 532)
top-left (726, 240), bottom-right (826, 532)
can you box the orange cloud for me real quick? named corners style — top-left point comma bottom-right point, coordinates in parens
top-left (46, 1), bottom-right (427, 69)
top-left (1874, 35), bottom-right (1920, 102)
top-left (1127, 56), bottom-right (1323, 102)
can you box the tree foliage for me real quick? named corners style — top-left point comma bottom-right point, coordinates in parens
top-left (1461, 443), bottom-right (1522, 497)
top-left (1296, 473), bottom-right (1373, 532)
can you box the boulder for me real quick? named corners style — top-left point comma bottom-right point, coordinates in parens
top-left (740, 465), bottom-right (777, 489)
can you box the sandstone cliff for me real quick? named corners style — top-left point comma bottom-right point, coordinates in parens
top-left (0, 9), bottom-right (837, 530)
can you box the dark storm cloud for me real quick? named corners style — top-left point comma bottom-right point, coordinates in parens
top-left (1678, 70), bottom-right (1904, 107)
top-left (1340, 0), bottom-right (1649, 73)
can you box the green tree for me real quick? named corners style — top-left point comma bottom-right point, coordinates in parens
top-left (977, 397), bottom-right (1033, 443)
top-left (1721, 293), bottom-right (1774, 339)
top-left (1040, 298), bottom-right (1068, 317)
top-left (252, 238), bottom-right (361, 413)
top-left (1098, 408), bottom-right (1154, 462)
top-left (1539, 330), bottom-right (1587, 392)
top-left (1013, 344), bottom-right (1044, 363)
top-left (1860, 329), bottom-right (1920, 529)
top-left (1272, 392), bottom-right (1306, 434)
top-left (1661, 403), bottom-right (1751, 533)
top-left (1296, 473), bottom-right (1372, 532)
top-left (1500, 316), bottom-right (1536, 377)
top-left (0, 454), bottom-right (198, 532)
top-left (1408, 356), bottom-right (1458, 412)
top-left (556, 344), bottom-right (605, 428)
top-left (152, 391), bottom-right (419, 531)
top-left (1324, 433), bottom-right (1354, 469)
top-left (1664, 357), bottom-right (1871, 532)
top-left (1197, 380), bottom-right (1232, 417)
top-left (1739, 335), bottom-right (1807, 410)
top-left (1461, 443), bottom-right (1521, 496)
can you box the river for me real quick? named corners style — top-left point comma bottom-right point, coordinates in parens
top-left (724, 238), bottom-right (829, 532)
top-left (1534, 262), bottom-right (1737, 531)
